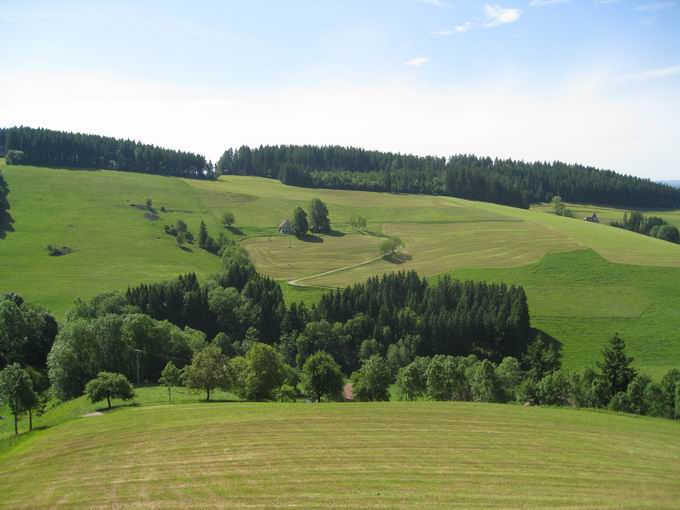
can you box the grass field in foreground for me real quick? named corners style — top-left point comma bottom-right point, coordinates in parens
top-left (0, 401), bottom-right (678, 509)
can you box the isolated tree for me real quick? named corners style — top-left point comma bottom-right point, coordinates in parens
top-left (379, 235), bottom-right (404, 256)
top-left (301, 351), bottom-right (344, 402)
top-left (175, 219), bottom-right (188, 233)
top-left (292, 207), bottom-right (308, 235)
top-left (85, 372), bottom-right (134, 410)
top-left (146, 197), bottom-right (153, 210)
top-left (222, 211), bottom-right (235, 228)
top-left (551, 195), bottom-right (565, 216)
top-left (352, 354), bottom-right (392, 402)
top-left (182, 344), bottom-right (230, 401)
top-left (350, 215), bottom-right (367, 231)
top-left (597, 333), bottom-right (637, 402)
top-left (0, 363), bottom-right (36, 434)
top-left (176, 231), bottom-right (186, 248)
top-left (198, 220), bottom-right (209, 248)
top-left (309, 198), bottom-right (331, 233)
top-left (159, 361), bottom-right (181, 402)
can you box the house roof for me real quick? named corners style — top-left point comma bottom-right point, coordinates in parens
top-left (278, 218), bottom-right (291, 229)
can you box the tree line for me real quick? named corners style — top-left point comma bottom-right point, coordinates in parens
top-left (0, 126), bottom-right (213, 179)
top-left (610, 211), bottom-right (680, 244)
top-left (216, 145), bottom-right (680, 209)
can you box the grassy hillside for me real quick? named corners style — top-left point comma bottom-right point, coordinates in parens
top-left (2, 162), bottom-right (680, 375)
top-left (0, 401), bottom-right (678, 509)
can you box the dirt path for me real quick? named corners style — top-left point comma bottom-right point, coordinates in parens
top-left (287, 252), bottom-right (392, 288)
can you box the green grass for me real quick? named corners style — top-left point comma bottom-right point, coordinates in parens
top-left (0, 386), bottom-right (239, 453)
top-left (3, 163), bottom-right (680, 374)
top-left (0, 400), bottom-right (678, 508)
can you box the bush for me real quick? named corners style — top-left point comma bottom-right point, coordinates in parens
top-left (46, 244), bottom-right (72, 256)
top-left (274, 384), bottom-right (297, 403)
top-left (5, 150), bottom-right (25, 165)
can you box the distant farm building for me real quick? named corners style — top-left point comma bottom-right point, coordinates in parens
top-left (584, 212), bottom-right (599, 223)
top-left (278, 218), bottom-right (294, 234)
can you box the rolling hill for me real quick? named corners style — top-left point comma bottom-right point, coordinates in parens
top-left (2, 161), bottom-right (680, 376)
top-left (1, 397), bottom-right (679, 509)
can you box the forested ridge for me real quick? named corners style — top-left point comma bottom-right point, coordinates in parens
top-left (217, 145), bottom-right (680, 209)
top-left (0, 126), bottom-right (213, 179)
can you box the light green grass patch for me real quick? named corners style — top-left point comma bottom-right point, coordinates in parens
top-left (0, 401), bottom-right (678, 509)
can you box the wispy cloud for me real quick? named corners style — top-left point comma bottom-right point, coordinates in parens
top-left (435, 5), bottom-right (520, 35)
top-left (405, 57), bottom-right (432, 66)
top-left (616, 64), bottom-right (680, 82)
top-left (482, 4), bottom-right (522, 27)
top-left (530, 0), bottom-right (571, 6)
top-left (634, 1), bottom-right (675, 10)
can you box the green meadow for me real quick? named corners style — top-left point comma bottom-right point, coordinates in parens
top-left (0, 398), bottom-right (678, 509)
top-left (2, 162), bottom-right (680, 375)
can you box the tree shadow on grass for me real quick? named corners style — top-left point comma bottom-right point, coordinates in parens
top-left (0, 212), bottom-right (14, 239)
top-left (227, 226), bottom-right (244, 236)
top-left (384, 252), bottom-right (412, 264)
top-left (325, 229), bottom-right (345, 237)
top-left (180, 246), bottom-right (193, 252)
top-left (296, 234), bottom-right (323, 243)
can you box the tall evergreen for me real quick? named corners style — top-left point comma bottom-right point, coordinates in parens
top-left (597, 333), bottom-right (637, 401)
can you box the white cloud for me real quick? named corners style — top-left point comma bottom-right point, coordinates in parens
top-left (530, 0), bottom-right (571, 6)
top-left (405, 56), bottom-right (432, 66)
top-left (634, 1), bottom-right (675, 11)
top-left (483, 4), bottom-right (522, 26)
top-left (616, 64), bottom-right (680, 82)
top-left (455, 22), bottom-right (474, 32)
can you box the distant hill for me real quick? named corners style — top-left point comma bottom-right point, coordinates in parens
top-left (218, 144), bottom-right (680, 209)
top-left (660, 180), bottom-right (680, 188)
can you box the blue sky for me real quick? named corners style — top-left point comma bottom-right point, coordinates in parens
top-left (1, 0), bottom-right (679, 178)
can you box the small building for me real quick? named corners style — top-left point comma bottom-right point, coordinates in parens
top-left (584, 212), bottom-right (599, 223)
top-left (278, 218), bottom-right (294, 235)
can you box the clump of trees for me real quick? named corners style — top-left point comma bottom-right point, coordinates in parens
top-left (288, 199), bottom-right (331, 236)
top-left (1, 126), bottom-right (213, 179)
top-left (550, 196), bottom-right (574, 218)
top-left (215, 144), bottom-right (680, 209)
top-left (350, 215), bottom-right (367, 232)
top-left (85, 371), bottom-right (135, 409)
top-left (222, 212), bottom-right (235, 229)
top-left (611, 211), bottom-right (680, 244)
top-left (379, 235), bottom-right (404, 256)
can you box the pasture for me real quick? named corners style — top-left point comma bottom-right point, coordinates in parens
top-left (3, 163), bottom-right (680, 374)
top-left (0, 400), bottom-right (678, 509)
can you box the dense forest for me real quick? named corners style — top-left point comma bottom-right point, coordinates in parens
top-left (216, 145), bottom-right (680, 209)
top-left (0, 126), bottom-right (214, 179)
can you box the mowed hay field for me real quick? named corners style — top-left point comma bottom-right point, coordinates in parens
top-left (3, 163), bottom-right (680, 374)
top-left (1, 402), bottom-right (679, 509)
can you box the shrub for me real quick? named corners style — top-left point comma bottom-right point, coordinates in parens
top-left (274, 384), bottom-right (297, 403)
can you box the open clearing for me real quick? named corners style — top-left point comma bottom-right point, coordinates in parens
top-left (1, 401), bottom-right (678, 509)
top-left (3, 164), bottom-right (680, 374)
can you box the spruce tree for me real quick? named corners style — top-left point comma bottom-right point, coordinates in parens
top-left (198, 220), bottom-right (208, 248)
top-left (597, 333), bottom-right (637, 403)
